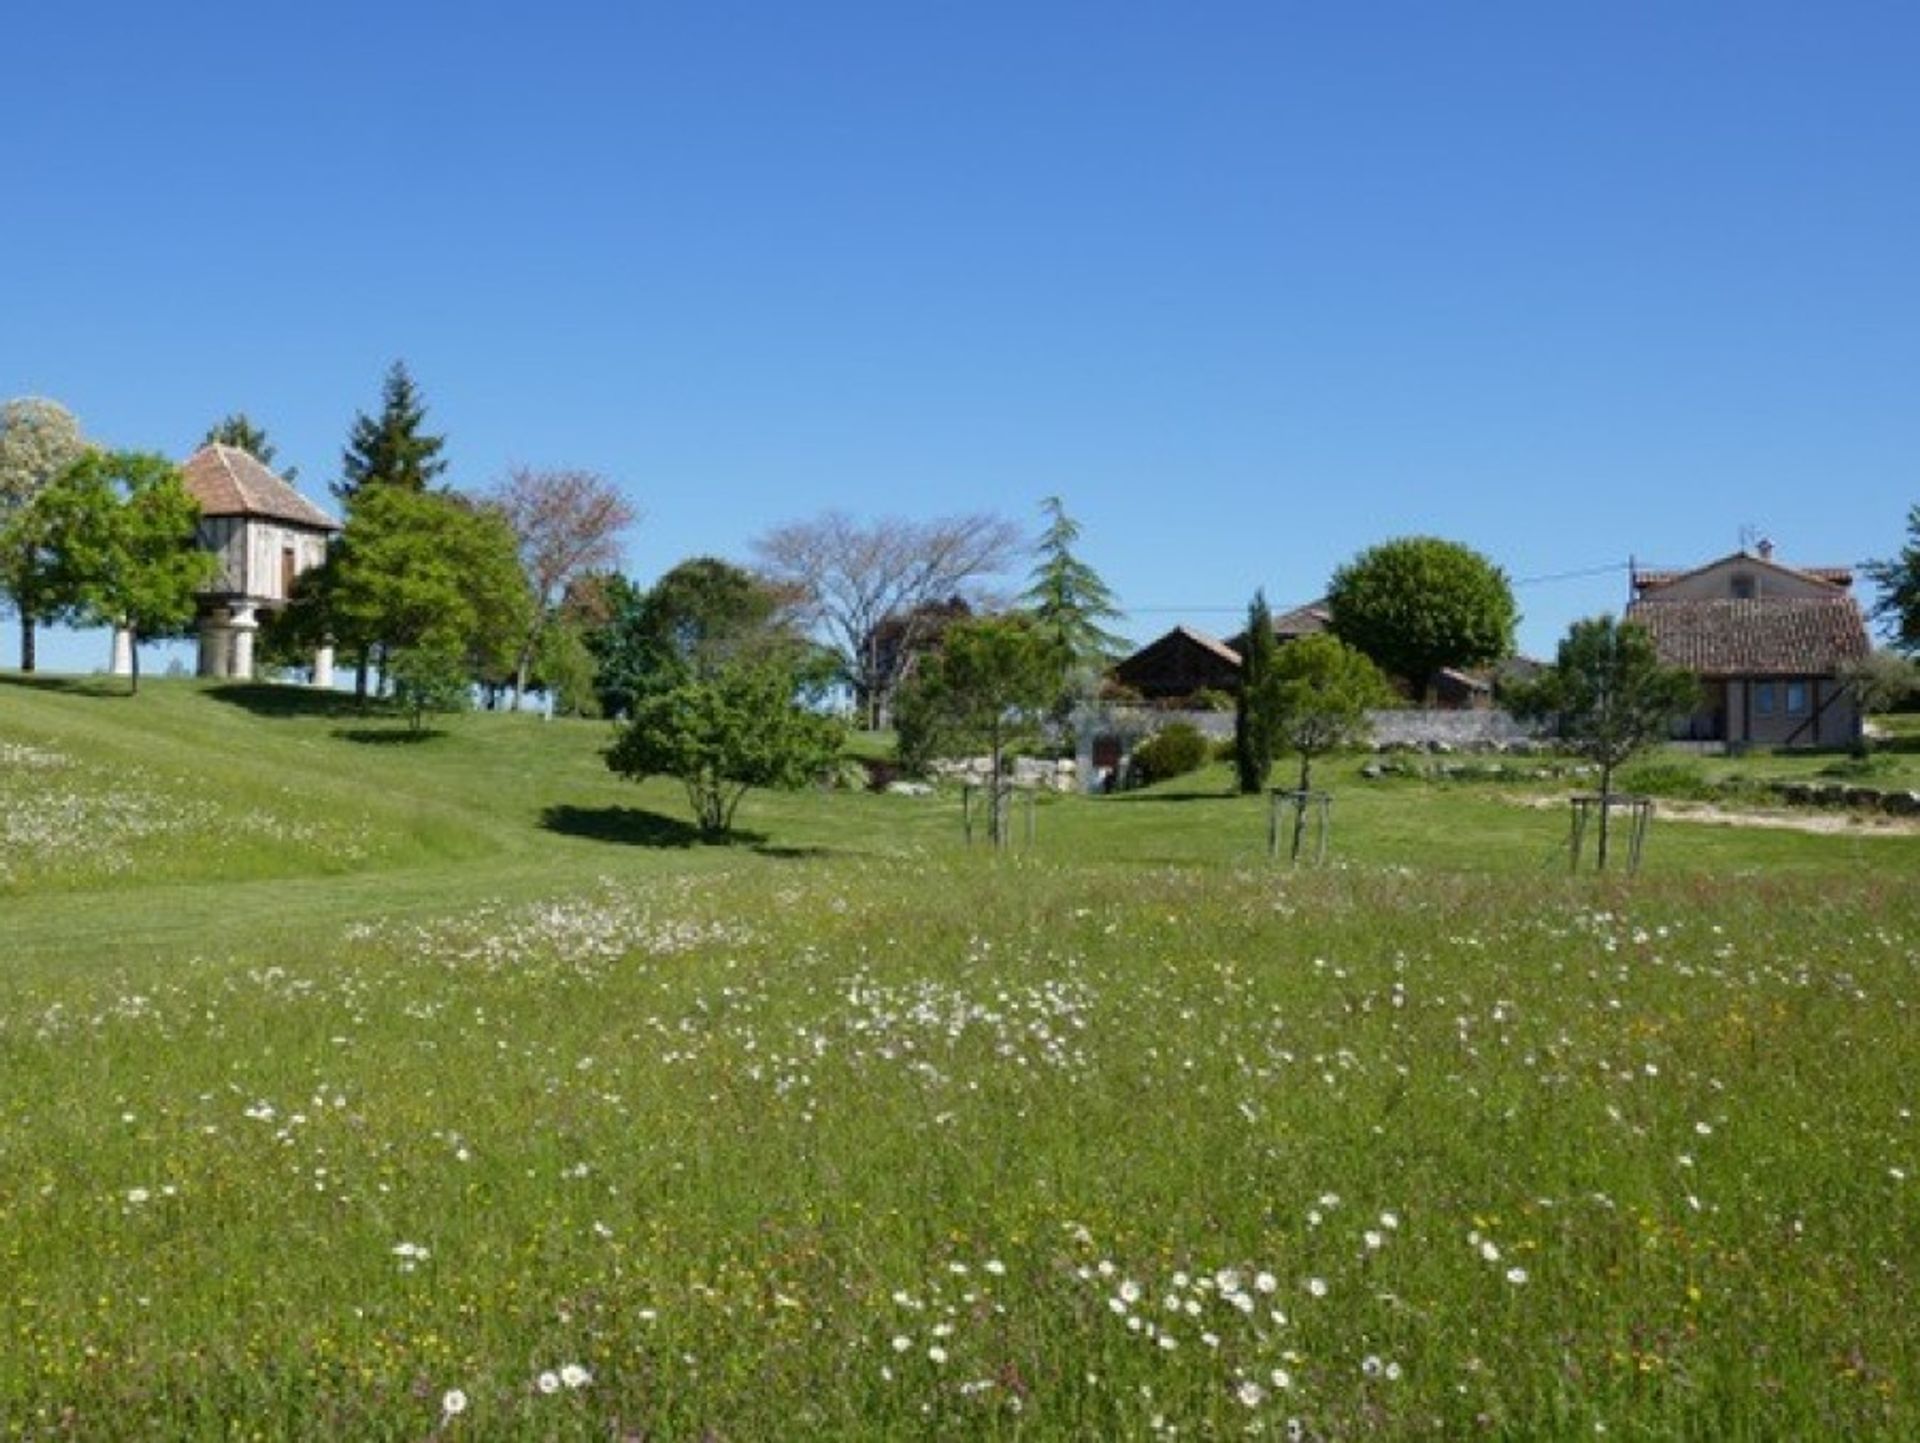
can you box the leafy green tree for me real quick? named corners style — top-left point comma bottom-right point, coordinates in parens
top-left (388, 635), bottom-right (472, 733)
top-left (1840, 649), bottom-right (1919, 744)
top-left (34, 451), bottom-right (214, 693)
top-left (1233, 590), bottom-right (1278, 793)
top-left (1327, 536), bottom-right (1516, 701)
top-left (1865, 504), bottom-right (1920, 656)
top-left (605, 651), bottom-right (842, 839)
top-left (894, 615), bottom-right (1058, 846)
top-left (306, 486), bottom-right (530, 702)
top-left (533, 615), bottom-right (603, 718)
top-left (1267, 634), bottom-right (1393, 859)
top-left (1508, 615), bottom-right (1699, 870)
top-left (0, 397), bottom-right (89, 671)
top-left (335, 361), bottom-right (447, 501)
top-left (1022, 496), bottom-right (1126, 715)
top-left (204, 413), bottom-right (296, 482)
top-left (590, 557), bottom-right (787, 716)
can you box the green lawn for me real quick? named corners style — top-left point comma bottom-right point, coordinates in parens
top-left (2, 678), bottom-right (1916, 1438)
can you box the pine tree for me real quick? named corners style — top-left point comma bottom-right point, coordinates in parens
top-left (204, 413), bottom-right (296, 482)
top-left (336, 361), bottom-right (447, 501)
top-left (1021, 496), bottom-right (1126, 712)
top-left (1234, 590), bottom-right (1277, 793)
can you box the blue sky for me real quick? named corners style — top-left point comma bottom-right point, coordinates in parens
top-left (6, 1), bottom-right (1916, 674)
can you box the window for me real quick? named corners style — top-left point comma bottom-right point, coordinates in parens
top-left (1730, 573), bottom-right (1756, 599)
top-left (1785, 681), bottom-right (1808, 715)
top-left (1754, 682), bottom-right (1776, 716)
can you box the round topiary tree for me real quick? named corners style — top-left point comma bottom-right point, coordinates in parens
top-left (1326, 536), bottom-right (1517, 701)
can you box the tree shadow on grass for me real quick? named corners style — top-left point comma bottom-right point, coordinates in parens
top-left (541, 804), bottom-right (835, 858)
top-left (206, 682), bottom-right (370, 721)
top-left (543, 804), bottom-right (751, 849)
top-left (1100, 788), bottom-right (1238, 804)
top-left (0, 674), bottom-right (131, 701)
top-left (332, 726), bottom-right (444, 745)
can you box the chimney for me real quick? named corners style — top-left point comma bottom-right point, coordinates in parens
top-left (1757, 538), bottom-right (1774, 561)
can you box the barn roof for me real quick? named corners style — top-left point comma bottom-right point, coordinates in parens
top-left (1627, 596), bottom-right (1870, 678)
top-left (180, 444), bottom-right (338, 531)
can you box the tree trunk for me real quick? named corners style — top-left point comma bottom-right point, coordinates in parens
top-left (1596, 761), bottom-right (1613, 872)
top-left (128, 633), bottom-right (141, 696)
top-left (1290, 754), bottom-right (1313, 862)
top-left (354, 650), bottom-right (370, 705)
top-left (20, 614), bottom-right (35, 673)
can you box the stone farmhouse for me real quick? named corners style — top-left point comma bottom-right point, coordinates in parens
top-left (108, 444), bottom-right (339, 683)
top-left (1626, 543), bottom-right (1870, 748)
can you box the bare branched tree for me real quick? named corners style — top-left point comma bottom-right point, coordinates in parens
top-left (486, 466), bottom-right (638, 708)
top-left (754, 511), bottom-right (1021, 728)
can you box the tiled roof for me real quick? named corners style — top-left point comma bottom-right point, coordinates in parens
top-left (1632, 554), bottom-right (1852, 592)
top-left (1170, 625), bottom-right (1242, 666)
top-left (1627, 596), bottom-right (1870, 677)
top-left (1270, 601), bottom-right (1331, 637)
top-left (180, 444), bottom-right (338, 530)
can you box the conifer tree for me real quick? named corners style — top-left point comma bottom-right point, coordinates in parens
top-left (204, 413), bottom-right (296, 482)
top-left (335, 361), bottom-right (447, 500)
top-left (1022, 496), bottom-right (1126, 672)
top-left (1233, 590), bottom-right (1277, 793)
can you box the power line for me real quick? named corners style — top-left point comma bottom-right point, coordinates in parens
top-left (1123, 560), bottom-right (1635, 617)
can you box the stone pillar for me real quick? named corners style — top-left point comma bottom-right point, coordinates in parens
top-left (312, 644), bottom-right (335, 689)
top-left (198, 619), bottom-right (231, 678)
top-left (110, 626), bottom-right (134, 676)
top-left (229, 605), bottom-right (258, 682)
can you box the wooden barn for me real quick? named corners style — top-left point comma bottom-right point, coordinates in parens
top-left (1109, 625), bottom-right (1242, 702)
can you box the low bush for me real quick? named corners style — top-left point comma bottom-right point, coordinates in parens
top-left (1129, 722), bottom-right (1210, 785)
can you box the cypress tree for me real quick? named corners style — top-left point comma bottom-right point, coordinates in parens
top-left (1234, 590), bottom-right (1277, 794)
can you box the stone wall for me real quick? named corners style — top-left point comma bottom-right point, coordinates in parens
top-left (1116, 706), bottom-right (1542, 753)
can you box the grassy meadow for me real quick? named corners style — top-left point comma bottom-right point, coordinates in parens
top-left (2, 677), bottom-right (1917, 1438)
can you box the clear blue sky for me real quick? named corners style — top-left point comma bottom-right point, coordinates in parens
top-left (6, 1), bottom-right (1916, 674)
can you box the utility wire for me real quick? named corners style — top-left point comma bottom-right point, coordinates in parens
top-left (1125, 560), bottom-right (1635, 617)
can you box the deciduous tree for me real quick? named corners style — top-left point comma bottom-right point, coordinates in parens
top-left (894, 615), bottom-right (1058, 845)
top-left (0, 398), bottom-right (89, 671)
top-left (1508, 615), bottom-right (1699, 870)
top-left (307, 486), bottom-right (531, 701)
top-left (1267, 634), bottom-right (1393, 850)
top-left (605, 650), bottom-right (842, 839)
top-left (32, 451), bottom-right (214, 694)
top-left (485, 465), bottom-right (637, 709)
top-left (1327, 536), bottom-right (1516, 700)
top-left (1865, 503), bottom-right (1920, 656)
top-left (754, 510), bottom-right (1020, 728)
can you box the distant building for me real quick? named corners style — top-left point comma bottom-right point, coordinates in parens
top-left (1112, 599), bottom-right (1507, 710)
top-left (1626, 543), bottom-right (1870, 747)
top-left (1109, 625), bottom-right (1244, 703)
top-left (107, 444), bottom-right (340, 684)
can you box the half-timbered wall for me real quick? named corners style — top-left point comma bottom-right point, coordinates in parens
top-left (194, 518), bottom-right (329, 602)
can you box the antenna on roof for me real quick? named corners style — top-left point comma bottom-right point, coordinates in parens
top-left (1738, 523), bottom-right (1761, 555)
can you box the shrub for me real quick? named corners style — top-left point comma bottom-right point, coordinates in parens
top-left (1129, 722), bottom-right (1210, 786)
top-left (1189, 688), bottom-right (1236, 714)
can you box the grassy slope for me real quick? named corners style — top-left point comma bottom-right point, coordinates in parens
top-left (3, 679), bottom-right (1918, 1438)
